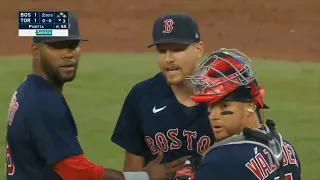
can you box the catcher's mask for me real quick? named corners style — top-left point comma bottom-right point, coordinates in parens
top-left (186, 48), bottom-right (268, 109)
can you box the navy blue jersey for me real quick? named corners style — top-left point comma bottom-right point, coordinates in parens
top-left (5, 74), bottom-right (83, 180)
top-left (111, 73), bottom-right (215, 164)
top-left (195, 140), bottom-right (301, 180)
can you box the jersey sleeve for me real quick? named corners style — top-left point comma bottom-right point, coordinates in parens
top-left (111, 85), bottom-right (147, 156)
top-left (294, 146), bottom-right (302, 178)
top-left (286, 141), bottom-right (302, 175)
top-left (26, 96), bottom-right (83, 165)
top-left (195, 146), bottom-right (257, 180)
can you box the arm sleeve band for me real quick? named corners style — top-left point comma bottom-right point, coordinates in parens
top-left (52, 154), bottom-right (104, 180)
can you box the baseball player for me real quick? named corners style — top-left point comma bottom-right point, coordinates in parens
top-left (5, 12), bottom-right (188, 180)
top-left (172, 48), bottom-right (301, 180)
top-left (111, 13), bottom-right (215, 173)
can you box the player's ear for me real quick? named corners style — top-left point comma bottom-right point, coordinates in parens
top-left (245, 103), bottom-right (256, 117)
top-left (31, 43), bottom-right (40, 61)
top-left (194, 41), bottom-right (204, 58)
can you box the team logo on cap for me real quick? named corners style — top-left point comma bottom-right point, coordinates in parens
top-left (163, 19), bottom-right (174, 33)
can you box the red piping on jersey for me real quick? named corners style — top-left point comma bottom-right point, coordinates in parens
top-left (52, 154), bottom-right (104, 180)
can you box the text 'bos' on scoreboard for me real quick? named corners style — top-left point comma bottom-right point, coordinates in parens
top-left (18, 11), bottom-right (69, 37)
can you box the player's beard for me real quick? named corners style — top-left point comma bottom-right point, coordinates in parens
top-left (62, 71), bottom-right (77, 82)
top-left (164, 69), bottom-right (185, 85)
top-left (40, 59), bottom-right (65, 87)
top-left (58, 65), bottom-right (78, 83)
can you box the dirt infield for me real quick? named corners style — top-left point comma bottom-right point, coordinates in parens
top-left (1, 0), bottom-right (319, 61)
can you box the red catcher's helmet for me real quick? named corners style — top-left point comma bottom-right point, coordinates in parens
top-left (187, 48), bottom-right (267, 109)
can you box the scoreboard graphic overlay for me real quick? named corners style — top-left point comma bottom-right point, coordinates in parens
top-left (18, 11), bottom-right (69, 37)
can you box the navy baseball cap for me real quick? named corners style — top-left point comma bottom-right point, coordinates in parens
top-left (33, 12), bottom-right (88, 43)
top-left (147, 13), bottom-right (201, 48)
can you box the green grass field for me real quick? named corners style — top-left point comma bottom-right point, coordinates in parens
top-left (0, 53), bottom-right (319, 180)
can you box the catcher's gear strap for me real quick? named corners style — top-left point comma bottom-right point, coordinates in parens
top-left (203, 119), bottom-right (285, 180)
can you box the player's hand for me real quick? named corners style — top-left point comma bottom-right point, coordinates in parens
top-left (143, 151), bottom-right (191, 180)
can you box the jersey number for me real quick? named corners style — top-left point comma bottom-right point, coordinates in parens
top-left (274, 173), bottom-right (293, 180)
top-left (6, 143), bottom-right (15, 175)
